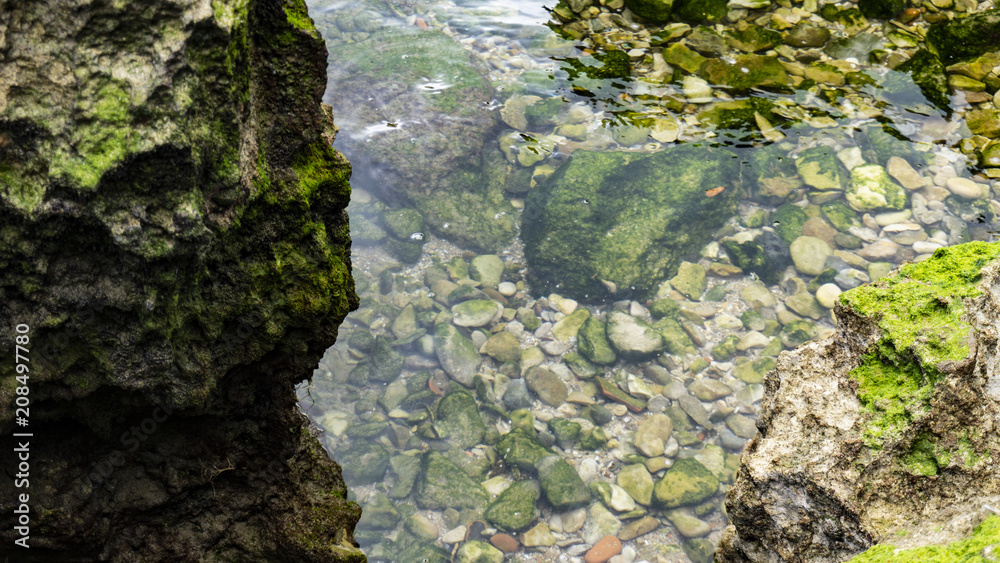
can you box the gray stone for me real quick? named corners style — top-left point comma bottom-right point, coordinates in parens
top-left (435, 323), bottom-right (482, 387)
top-left (606, 310), bottom-right (665, 359)
top-left (471, 255), bottom-right (505, 287)
top-left (790, 236), bottom-right (833, 276)
top-left (525, 366), bottom-right (569, 407)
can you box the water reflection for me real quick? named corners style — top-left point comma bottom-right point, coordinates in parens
top-left (302, 0), bottom-right (1000, 560)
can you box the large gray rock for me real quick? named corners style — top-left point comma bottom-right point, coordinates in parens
top-left (718, 242), bottom-right (1000, 561)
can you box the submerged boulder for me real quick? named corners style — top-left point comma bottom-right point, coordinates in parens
top-left (718, 242), bottom-right (1000, 561)
top-left (322, 27), bottom-right (515, 251)
top-left (926, 8), bottom-right (1000, 65)
top-left (523, 143), bottom-right (741, 301)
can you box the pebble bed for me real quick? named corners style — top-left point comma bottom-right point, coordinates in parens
top-left (301, 0), bottom-right (1000, 561)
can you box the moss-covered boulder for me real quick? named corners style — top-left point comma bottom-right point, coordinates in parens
top-left (523, 144), bottom-right (741, 302)
top-left (846, 164), bottom-right (907, 212)
top-left (496, 428), bottom-right (554, 472)
top-left (0, 0), bottom-right (363, 559)
top-left (926, 8), bottom-right (1000, 65)
top-left (894, 49), bottom-right (951, 111)
top-left (795, 146), bottom-right (847, 192)
top-left (323, 28), bottom-right (515, 251)
top-left (671, 0), bottom-right (730, 23)
top-left (577, 317), bottom-right (618, 365)
top-left (624, 0), bottom-right (675, 23)
top-left (415, 451), bottom-right (490, 511)
top-left (719, 242), bottom-right (1000, 561)
top-left (536, 455), bottom-right (592, 510)
top-left (857, 0), bottom-right (903, 19)
top-left (434, 391), bottom-right (486, 449)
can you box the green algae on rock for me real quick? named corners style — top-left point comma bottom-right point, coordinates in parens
top-left (0, 0), bottom-right (363, 560)
top-left (523, 143), bottom-right (741, 301)
top-left (846, 515), bottom-right (1000, 563)
top-left (926, 8), bottom-right (1000, 65)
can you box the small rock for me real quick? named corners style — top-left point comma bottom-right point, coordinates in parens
top-left (633, 414), bottom-right (674, 457)
top-left (617, 464), bottom-right (654, 506)
top-left (688, 379), bottom-right (733, 401)
top-left (857, 239), bottom-right (900, 260)
top-left (726, 413), bottom-right (758, 438)
top-left (789, 236), bottom-right (833, 276)
top-left (665, 508), bottom-right (712, 538)
top-left (737, 331), bottom-right (770, 350)
top-left (670, 262), bottom-right (707, 300)
top-left (497, 282), bottom-right (517, 297)
top-left (442, 526), bottom-right (468, 544)
top-left (525, 366), bottom-right (568, 407)
top-left (521, 522), bottom-right (556, 547)
top-left (456, 540), bottom-right (504, 563)
top-left (945, 177), bottom-right (986, 199)
top-left (452, 299), bottom-right (502, 328)
top-left (490, 532), bottom-right (520, 553)
top-left (406, 514), bottom-right (440, 541)
top-left (561, 507), bottom-right (587, 533)
top-left (585, 535), bottom-right (623, 563)
top-left (470, 255), bottom-right (505, 288)
top-left (886, 157), bottom-right (925, 190)
top-left (815, 283), bottom-right (842, 308)
top-left (606, 311), bottom-right (665, 359)
top-left (618, 515), bottom-right (659, 541)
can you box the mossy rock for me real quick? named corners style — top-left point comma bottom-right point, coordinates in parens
top-left (857, 0), bottom-right (903, 19)
top-left (699, 55), bottom-right (790, 92)
top-left (577, 317), bottom-right (618, 365)
top-left (415, 451), bottom-right (489, 511)
top-left (894, 49), bottom-right (951, 111)
top-left (624, 0), bottom-right (675, 24)
top-left (772, 204), bottom-right (808, 246)
top-left (795, 146), bottom-right (847, 192)
top-left (726, 26), bottom-right (783, 53)
top-left (750, 143), bottom-right (803, 203)
top-left (536, 455), bottom-right (591, 509)
top-left (721, 231), bottom-right (790, 285)
top-left (672, 0), bottom-right (729, 23)
top-left (653, 458), bottom-right (720, 508)
top-left (496, 428), bottom-right (553, 472)
top-left (433, 391), bottom-right (486, 449)
top-left (484, 480), bottom-right (540, 532)
top-left (697, 98), bottom-right (779, 139)
top-left (523, 144), bottom-right (741, 302)
top-left (926, 8), bottom-right (1000, 65)
top-left (340, 443), bottom-right (391, 486)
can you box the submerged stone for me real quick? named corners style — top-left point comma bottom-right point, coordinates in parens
top-left (484, 480), bottom-right (540, 532)
top-left (434, 391), bottom-right (486, 449)
top-left (846, 164), bottom-right (908, 212)
top-left (699, 55), bottom-right (790, 92)
top-left (536, 455), bottom-right (592, 510)
top-left (578, 317), bottom-right (618, 365)
top-left (523, 144), bottom-right (740, 302)
top-left (926, 8), bottom-right (1000, 65)
top-left (653, 458), bottom-right (720, 508)
top-left (415, 451), bottom-right (489, 511)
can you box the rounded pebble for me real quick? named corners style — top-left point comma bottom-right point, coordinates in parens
top-left (945, 177), bottom-right (986, 200)
top-left (585, 535), bottom-right (623, 563)
top-left (497, 282), bottom-right (517, 296)
top-left (490, 533), bottom-right (520, 553)
top-left (815, 284), bottom-right (842, 309)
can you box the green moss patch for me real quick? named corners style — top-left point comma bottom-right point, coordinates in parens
top-left (846, 514), bottom-right (1000, 562)
top-left (841, 242), bottom-right (1000, 448)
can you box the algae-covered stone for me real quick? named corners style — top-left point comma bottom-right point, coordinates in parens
top-left (434, 391), bottom-right (486, 449)
top-left (699, 55), bottom-right (790, 92)
top-left (722, 231), bottom-right (790, 285)
top-left (634, 414), bottom-right (675, 457)
top-left (497, 429), bottom-right (553, 472)
top-left (536, 455), bottom-right (591, 510)
top-left (893, 50), bottom-right (951, 111)
top-left (435, 323), bottom-right (482, 387)
top-left (591, 481), bottom-right (637, 512)
top-left (415, 451), bottom-right (489, 511)
top-left (780, 319), bottom-right (819, 348)
top-left (858, 0), bottom-right (903, 19)
top-left (327, 29), bottom-right (515, 251)
top-left (452, 299), bottom-right (501, 328)
top-left (795, 146), bottom-right (847, 192)
top-left (523, 144), bottom-right (740, 302)
top-left (726, 26), bottom-right (783, 53)
top-left (652, 318), bottom-right (696, 355)
top-left (751, 143), bottom-right (803, 203)
top-left (578, 317), bottom-right (618, 365)
top-left (381, 208), bottom-right (425, 240)
top-left (388, 454), bottom-right (422, 499)
top-left (625, 0), bottom-right (675, 24)
top-left (618, 464), bottom-right (655, 506)
top-left (653, 458), bottom-right (720, 508)
top-left (357, 492), bottom-right (400, 530)
top-left (456, 540), bottom-right (504, 563)
top-left (672, 0), bottom-right (730, 23)
top-left (367, 336), bottom-right (405, 383)
top-left (772, 204), bottom-right (809, 246)
top-left (606, 311), bottom-right (666, 360)
top-left (926, 8), bottom-right (1000, 65)
top-left (671, 262), bottom-right (707, 300)
top-left (484, 480), bottom-right (540, 532)
top-left (548, 418), bottom-right (583, 446)
top-left (662, 43), bottom-right (708, 74)
top-left (821, 200), bottom-right (861, 232)
top-left (481, 331), bottom-right (521, 364)
top-left (711, 334), bottom-right (741, 361)
top-left (341, 443), bottom-right (391, 486)
top-left (470, 255), bottom-right (505, 288)
top-left (846, 164), bottom-right (907, 212)
top-left (552, 308), bottom-right (591, 341)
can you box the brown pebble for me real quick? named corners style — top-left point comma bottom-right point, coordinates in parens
top-left (619, 515), bottom-right (660, 541)
top-left (898, 7), bottom-right (920, 23)
top-left (584, 535), bottom-right (622, 563)
top-left (490, 533), bottom-right (520, 553)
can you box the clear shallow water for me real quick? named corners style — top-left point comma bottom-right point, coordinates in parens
top-left (300, 0), bottom-right (1000, 561)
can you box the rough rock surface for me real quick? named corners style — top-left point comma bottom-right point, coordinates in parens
top-left (717, 242), bottom-right (1000, 562)
top-left (0, 0), bottom-right (362, 560)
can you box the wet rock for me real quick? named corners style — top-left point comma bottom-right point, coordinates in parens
top-left (481, 331), bottom-right (522, 364)
top-left (618, 515), bottom-right (660, 541)
top-left (858, 0), bottom-right (903, 19)
top-left (653, 458), bottom-right (719, 508)
top-left (434, 391), bottom-right (486, 449)
top-left (490, 533), bottom-right (520, 553)
top-left (585, 535), bottom-right (623, 563)
top-left (552, 307), bottom-right (592, 341)
top-left (583, 503), bottom-right (623, 545)
top-left (847, 164), bottom-right (908, 212)
top-left (591, 482), bottom-right (637, 512)
top-left (689, 379), bottom-right (733, 401)
top-left (435, 323), bottom-right (482, 387)
top-left (886, 156), bottom-right (925, 190)
top-left (786, 291), bottom-right (824, 320)
top-left (357, 493), bottom-right (400, 530)
top-left (735, 356), bottom-right (777, 385)
top-left (722, 231), bottom-right (790, 285)
top-left (790, 236), bottom-right (833, 276)
top-left (795, 146), bottom-right (847, 191)
top-left (537, 455), bottom-right (592, 510)
top-left (772, 203), bottom-right (809, 246)
top-left (497, 429), bottom-right (553, 471)
top-left (678, 394), bottom-right (712, 428)
top-left (726, 26), bottom-right (783, 53)
top-left (327, 30), bottom-right (514, 251)
top-left (671, 261), bottom-right (707, 300)
top-left (699, 54), bottom-right (790, 92)
top-left (503, 379), bottom-right (534, 411)
top-left (726, 413), bottom-right (758, 439)
top-left (525, 366), bottom-right (569, 407)
top-left (388, 454), bottom-right (422, 499)
top-left (453, 299), bottom-right (502, 328)
top-left (415, 451), bottom-right (489, 511)
top-left (666, 508), bottom-right (712, 538)
top-left (784, 23), bottom-right (830, 48)
top-left (471, 255), bottom-right (505, 288)
top-left (617, 464), bottom-right (655, 506)
top-left (341, 443), bottom-right (391, 486)
top-left (779, 319), bottom-right (819, 348)
top-left (925, 7), bottom-right (1000, 65)
top-left (634, 414), bottom-right (675, 457)
top-left (578, 317), bottom-right (619, 365)
top-left (456, 540), bottom-right (504, 563)
top-left (407, 514), bottom-right (440, 542)
top-left (521, 522), bottom-right (557, 547)
top-left (484, 480), bottom-right (540, 532)
top-left (523, 144), bottom-right (740, 301)
top-left (606, 310), bottom-right (666, 359)
top-left (816, 283), bottom-right (843, 308)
